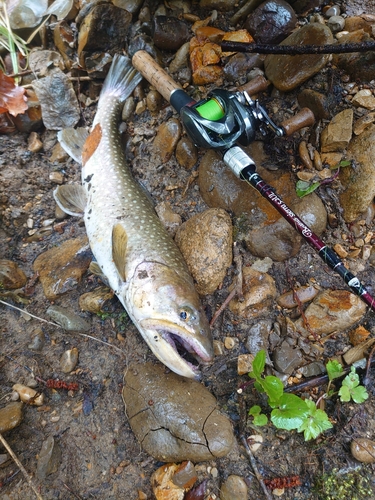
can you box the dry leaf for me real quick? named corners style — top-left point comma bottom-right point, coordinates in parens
top-left (0, 72), bottom-right (28, 116)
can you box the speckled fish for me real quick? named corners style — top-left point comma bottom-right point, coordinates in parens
top-left (54, 54), bottom-right (213, 379)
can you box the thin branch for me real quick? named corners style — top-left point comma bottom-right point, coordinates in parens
top-left (240, 435), bottom-right (273, 500)
top-left (0, 432), bottom-right (44, 500)
top-left (221, 40), bottom-right (375, 55)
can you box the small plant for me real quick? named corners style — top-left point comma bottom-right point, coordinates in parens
top-left (326, 360), bottom-right (368, 403)
top-left (248, 350), bottom-right (333, 441)
top-left (296, 160), bottom-right (351, 198)
top-left (314, 467), bottom-right (374, 500)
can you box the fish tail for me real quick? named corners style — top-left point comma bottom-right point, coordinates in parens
top-left (100, 54), bottom-right (142, 103)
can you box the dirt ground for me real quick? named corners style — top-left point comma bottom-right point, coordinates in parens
top-left (1, 1), bottom-right (375, 499)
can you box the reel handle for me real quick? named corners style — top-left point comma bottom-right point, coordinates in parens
top-left (281, 108), bottom-right (315, 136)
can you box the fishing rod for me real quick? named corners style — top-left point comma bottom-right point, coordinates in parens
top-left (132, 50), bottom-right (375, 313)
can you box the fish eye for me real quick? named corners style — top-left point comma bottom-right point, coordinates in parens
top-left (179, 307), bottom-right (196, 322)
top-left (179, 310), bottom-right (188, 320)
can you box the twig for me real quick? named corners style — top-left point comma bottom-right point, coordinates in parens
top-left (363, 344), bottom-right (375, 386)
top-left (221, 40), bottom-right (375, 55)
top-left (0, 432), bottom-right (43, 500)
top-left (240, 435), bottom-right (273, 500)
top-left (62, 482), bottom-right (83, 500)
top-left (210, 243), bottom-right (243, 327)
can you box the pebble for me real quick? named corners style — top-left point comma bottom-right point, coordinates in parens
top-left (28, 328), bottom-right (45, 351)
top-left (169, 42), bottom-right (190, 73)
top-left (264, 23), bottom-right (333, 91)
top-left (333, 30), bottom-right (375, 81)
top-left (353, 112), bottom-right (375, 136)
top-left (220, 475), bottom-right (248, 500)
top-left (79, 286), bottom-right (113, 314)
top-left (0, 259), bottom-right (27, 289)
top-left (0, 402), bottom-right (23, 433)
top-left (152, 16), bottom-right (190, 51)
top-left (247, 434), bottom-right (263, 452)
top-left (297, 89), bottom-right (331, 120)
top-left (151, 462), bottom-right (197, 500)
top-left (229, 268), bottom-right (277, 319)
top-left (327, 15), bottom-right (345, 32)
top-left (155, 202), bottom-right (182, 237)
top-left (339, 124), bottom-right (375, 222)
top-left (224, 52), bottom-right (265, 82)
top-left (153, 118), bottom-right (182, 163)
top-left (33, 235), bottom-right (91, 300)
top-left (245, 0), bottom-right (297, 45)
top-left (273, 341), bottom-right (304, 374)
top-left (224, 337), bottom-right (238, 350)
top-left (47, 305), bottom-right (91, 332)
top-left (325, 5), bottom-right (340, 17)
top-left (175, 136), bottom-right (198, 170)
top-left (33, 69), bottom-right (80, 130)
top-left (352, 89), bottom-right (375, 110)
top-left (351, 437), bottom-right (375, 463)
top-left (299, 140), bottom-right (313, 169)
top-left (237, 354), bottom-right (254, 375)
top-left (36, 436), bottom-right (62, 480)
top-left (49, 143), bottom-right (69, 163)
top-left (175, 208), bottom-right (232, 295)
top-left (123, 362), bottom-right (235, 462)
top-left (60, 347), bottom-right (79, 373)
top-left (299, 361), bottom-right (325, 377)
top-left (277, 284), bottom-right (319, 308)
top-left (294, 289), bottom-right (367, 338)
top-left (28, 131), bottom-right (43, 153)
top-left (12, 384), bottom-right (44, 406)
top-left (246, 320), bottom-right (272, 361)
top-left (49, 171), bottom-right (64, 184)
top-left (320, 109), bottom-right (353, 152)
top-left (146, 89), bottom-right (163, 114)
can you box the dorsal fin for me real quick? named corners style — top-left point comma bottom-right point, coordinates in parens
top-left (112, 224), bottom-right (128, 282)
top-left (57, 127), bottom-right (89, 164)
top-left (89, 261), bottom-right (109, 287)
top-left (53, 185), bottom-right (87, 216)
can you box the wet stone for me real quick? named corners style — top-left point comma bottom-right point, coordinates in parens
top-left (47, 305), bottom-right (91, 332)
top-left (175, 208), bottom-right (232, 295)
top-left (339, 123), bottom-right (375, 222)
top-left (352, 89), bottom-right (375, 110)
top-left (264, 23), bottom-right (333, 91)
top-left (28, 328), bottom-right (45, 351)
top-left (123, 362), bottom-right (235, 462)
top-left (155, 202), bottom-right (182, 237)
top-left (273, 341), bottom-right (304, 375)
top-left (333, 30), bottom-right (375, 81)
top-left (36, 436), bottom-right (62, 480)
top-left (77, 4), bottom-right (131, 61)
top-left (224, 52), bottom-right (265, 82)
top-left (0, 260), bottom-right (27, 289)
top-left (153, 118), bottom-right (182, 163)
top-left (245, 0), bottom-right (297, 45)
top-left (320, 109), bottom-right (353, 153)
top-left (327, 15), bottom-right (345, 32)
top-left (175, 136), bottom-right (198, 170)
top-left (299, 361), bottom-right (325, 377)
top-left (33, 69), bottom-right (80, 130)
top-left (152, 16), bottom-right (190, 51)
top-left (60, 347), bottom-right (79, 373)
top-left (33, 235), bottom-right (91, 300)
top-left (351, 438), bottom-right (375, 463)
top-left (245, 319), bottom-right (272, 359)
top-left (277, 284), bottom-right (319, 308)
top-left (12, 384), bottom-right (44, 406)
top-left (294, 290), bottom-right (367, 338)
top-left (229, 268), bottom-right (277, 319)
top-left (220, 474), bottom-right (248, 500)
top-left (0, 402), bottom-right (23, 433)
top-left (297, 89), bottom-right (331, 120)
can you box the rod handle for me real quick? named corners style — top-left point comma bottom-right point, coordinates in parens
top-left (281, 107), bottom-right (315, 136)
top-left (132, 50), bottom-right (182, 103)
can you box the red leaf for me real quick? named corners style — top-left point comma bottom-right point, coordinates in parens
top-left (0, 72), bottom-right (28, 117)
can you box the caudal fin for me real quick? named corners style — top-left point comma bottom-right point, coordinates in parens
top-left (100, 54), bottom-right (142, 103)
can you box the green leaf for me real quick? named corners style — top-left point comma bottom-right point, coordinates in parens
top-left (254, 381), bottom-right (265, 393)
top-left (262, 375), bottom-right (284, 405)
top-left (296, 180), bottom-right (320, 198)
top-left (351, 386), bottom-right (369, 404)
top-left (249, 405), bottom-right (261, 416)
top-left (271, 394), bottom-right (309, 430)
top-left (250, 350), bottom-right (266, 379)
top-left (342, 366), bottom-right (360, 389)
top-left (297, 400), bottom-right (333, 441)
top-left (326, 360), bottom-right (343, 381)
top-left (253, 414), bottom-right (268, 426)
top-left (338, 385), bottom-right (351, 402)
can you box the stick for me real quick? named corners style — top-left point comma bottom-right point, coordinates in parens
top-left (0, 432), bottom-right (43, 500)
top-left (220, 40), bottom-right (375, 55)
top-left (240, 435), bottom-right (273, 500)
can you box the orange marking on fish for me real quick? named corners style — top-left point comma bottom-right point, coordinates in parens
top-left (82, 123), bottom-right (102, 166)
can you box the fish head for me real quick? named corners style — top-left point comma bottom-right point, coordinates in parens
top-left (126, 261), bottom-right (214, 379)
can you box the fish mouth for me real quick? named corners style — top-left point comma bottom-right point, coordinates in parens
top-left (140, 319), bottom-right (213, 379)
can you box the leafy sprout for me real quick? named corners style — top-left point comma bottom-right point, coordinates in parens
top-left (0, 3), bottom-right (28, 77)
top-left (296, 160), bottom-right (352, 198)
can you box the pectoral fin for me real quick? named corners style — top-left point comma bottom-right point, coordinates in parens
top-left (53, 185), bottom-right (87, 216)
top-left (112, 224), bottom-right (128, 282)
top-left (57, 127), bottom-right (89, 164)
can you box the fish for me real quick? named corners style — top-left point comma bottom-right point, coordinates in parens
top-left (54, 54), bottom-right (213, 379)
